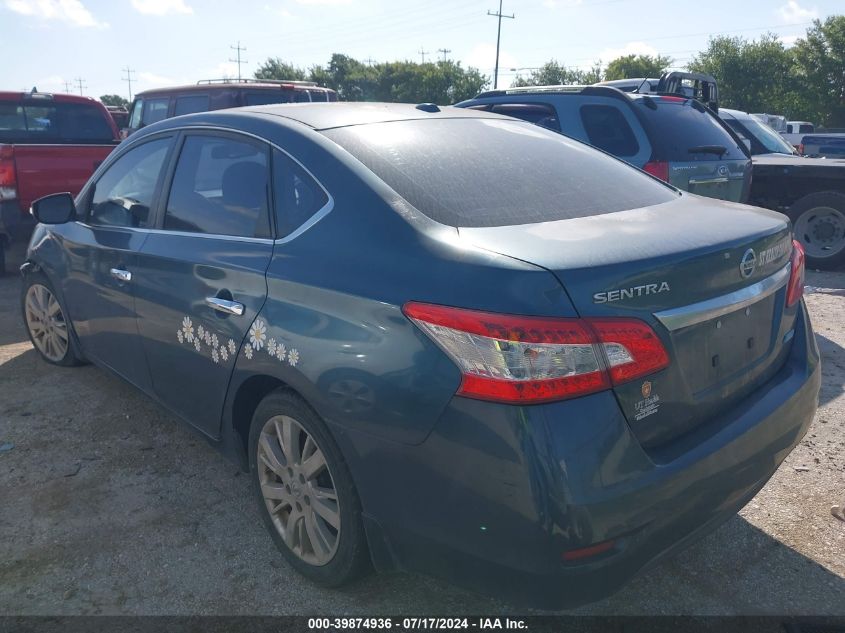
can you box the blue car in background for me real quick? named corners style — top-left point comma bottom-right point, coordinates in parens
top-left (21, 102), bottom-right (819, 607)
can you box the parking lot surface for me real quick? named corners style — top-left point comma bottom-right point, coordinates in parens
top-left (0, 253), bottom-right (843, 615)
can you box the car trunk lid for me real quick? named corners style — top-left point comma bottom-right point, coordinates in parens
top-left (458, 195), bottom-right (796, 451)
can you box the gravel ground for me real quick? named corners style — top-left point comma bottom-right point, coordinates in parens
top-left (0, 250), bottom-right (843, 616)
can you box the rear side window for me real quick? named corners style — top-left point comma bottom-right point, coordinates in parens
top-left (244, 90), bottom-right (296, 106)
top-left (486, 103), bottom-right (561, 132)
top-left (174, 95), bottom-right (210, 116)
top-left (799, 124), bottom-right (814, 134)
top-left (580, 105), bottom-right (639, 157)
top-left (634, 98), bottom-right (747, 161)
top-left (141, 98), bottom-right (169, 126)
top-left (0, 101), bottom-right (114, 143)
top-left (164, 135), bottom-right (270, 238)
top-left (273, 149), bottom-right (329, 238)
top-left (89, 138), bottom-right (171, 227)
top-left (324, 118), bottom-right (676, 228)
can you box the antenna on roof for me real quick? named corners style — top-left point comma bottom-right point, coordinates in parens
top-left (31, 87), bottom-right (38, 94)
top-left (633, 78), bottom-right (649, 94)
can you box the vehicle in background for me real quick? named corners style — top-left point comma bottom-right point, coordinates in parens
top-left (800, 134), bottom-right (845, 158)
top-left (22, 102), bottom-right (818, 608)
top-left (456, 84), bottom-right (750, 202)
top-left (751, 113), bottom-right (787, 133)
top-left (105, 105), bottom-right (129, 130)
top-left (782, 120), bottom-right (816, 149)
top-left (597, 71), bottom-right (719, 112)
top-left (720, 108), bottom-right (797, 157)
top-left (0, 90), bottom-right (119, 274)
top-left (123, 78), bottom-right (338, 138)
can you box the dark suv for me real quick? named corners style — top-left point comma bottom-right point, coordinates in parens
top-left (125, 79), bottom-right (338, 137)
top-left (457, 85), bottom-right (751, 203)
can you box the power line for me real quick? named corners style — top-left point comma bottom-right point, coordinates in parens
top-left (229, 41), bottom-right (248, 81)
top-left (122, 66), bottom-right (136, 101)
top-left (438, 48), bottom-right (452, 62)
top-left (63, 80), bottom-right (73, 93)
top-left (364, 57), bottom-right (377, 66)
top-left (488, 0), bottom-right (514, 89)
top-left (418, 46), bottom-right (429, 64)
top-left (74, 77), bottom-right (87, 96)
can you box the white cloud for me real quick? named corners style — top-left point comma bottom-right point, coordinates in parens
top-left (34, 74), bottom-right (66, 91)
top-left (598, 41), bottom-right (659, 62)
top-left (3, 0), bottom-right (107, 28)
top-left (294, 0), bottom-right (351, 4)
top-left (137, 71), bottom-right (183, 88)
top-left (465, 43), bottom-right (518, 73)
top-left (204, 62), bottom-right (239, 79)
top-left (780, 34), bottom-right (800, 47)
top-left (264, 3), bottom-right (293, 17)
top-left (131, 0), bottom-right (193, 16)
top-left (776, 0), bottom-right (817, 24)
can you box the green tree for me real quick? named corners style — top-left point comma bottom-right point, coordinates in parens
top-left (511, 60), bottom-right (594, 87)
top-left (254, 57), bottom-right (308, 81)
top-left (793, 16), bottom-right (845, 126)
top-left (604, 54), bottom-right (672, 81)
top-left (100, 94), bottom-right (128, 108)
top-left (688, 33), bottom-right (804, 117)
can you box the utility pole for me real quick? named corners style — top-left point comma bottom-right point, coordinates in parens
top-left (418, 47), bottom-right (429, 64)
top-left (122, 66), bottom-right (136, 101)
top-left (74, 77), bottom-right (87, 96)
top-left (438, 48), bottom-right (451, 62)
top-left (229, 41), bottom-right (248, 81)
top-left (364, 57), bottom-right (376, 66)
top-left (487, 0), bottom-right (514, 89)
top-left (63, 80), bottom-right (73, 93)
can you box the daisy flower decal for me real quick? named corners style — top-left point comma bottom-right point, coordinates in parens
top-left (249, 318), bottom-right (267, 350)
top-left (227, 339), bottom-right (236, 355)
top-left (220, 347), bottom-right (229, 362)
top-left (212, 348), bottom-right (220, 364)
top-left (177, 330), bottom-right (184, 344)
top-left (267, 338), bottom-right (277, 356)
top-left (275, 346), bottom-right (285, 361)
top-left (204, 331), bottom-right (212, 346)
top-left (211, 333), bottom-right (219, 349)
top-left (244, 345), bottom-right (253, 360)
top-left (181, 316), bottom-right (194, 342)
top-left (197, 325), bottom-right (206, 341)
top-left (194, 338), bottom-right (201, 352)
top-left (288, 349), bottom-right (300, 367)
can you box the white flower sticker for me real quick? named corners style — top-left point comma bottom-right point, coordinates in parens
top-left (194, 338), bottom-right (202, 352)
top-left (211, 333), bottom-right (219, 349)
top-left (267, 338), bottom-right (277, 355)
top-left (177, 330), bottom-right (184, 344)
top-left (181, 317), bottom-right (194, 342)
top-left (204, 331), bottom-right (212, 346)
top-left (220, 347), bottom-right (229, 362)
top-left (288, 349), bottom-right (300, 367)
top-left (227, 339), bottom-right (236, 355)
top-left (212, 348), bottom-right (220, 364)
top-left (197, 325), bottom-right (205, 341)
top-left (244, 345), bottom-right (253, 360)
top-left (249, 319), bottom-right (267, 350)
top-left (275, 346), bottom-right (285, 361)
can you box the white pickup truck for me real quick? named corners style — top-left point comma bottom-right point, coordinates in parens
top-left (781, 121), bottom-right (815, 149)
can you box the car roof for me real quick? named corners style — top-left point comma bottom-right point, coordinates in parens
top-left (135, 81), bottom-right (334, 98)
top-left (0, 91), bottom-right (106, 105)
top-left (235, 102), bottom-right (512, 130)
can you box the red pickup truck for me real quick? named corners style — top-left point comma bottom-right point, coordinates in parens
top-left (0, 91), bottom-right (119, 273)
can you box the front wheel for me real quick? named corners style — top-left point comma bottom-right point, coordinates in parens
top-left (21, 273), bottom-right (85, 366)
top-left (791, 192), bottom-right (845, 270)
top-left (248, 389), bottom-right (370, 586)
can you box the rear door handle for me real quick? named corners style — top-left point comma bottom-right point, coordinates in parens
top-left (110, 268), bottom-right (132, 283)
top-left (205, 296), bottom-right (245, 316)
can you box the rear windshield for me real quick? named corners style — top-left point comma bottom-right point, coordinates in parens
top-left (244, 90), bottom-right (298, 106)
top-left (323, 118), bottom-right (676, 228)
top-left (633, 98), bottom-right (747, 161)
top-left (725, 117), bottom-right (795, 156)
top-left (0, 100), bottom-right (115, 144)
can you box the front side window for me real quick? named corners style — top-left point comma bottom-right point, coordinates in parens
top-left (488, 103), bottom-right (561, 132)
top-left (141, 98), bottom-right (169, 126)
top-left (580, 105), bottom-right (639, 157)
top-left (174, 95), bottom-right (210, 117)
top-left (89, 138), bottom-right (172, 227)
top-left (164, 135), bottom-right (269, 237)
top-left (274, 149), bottom-right (329, 238)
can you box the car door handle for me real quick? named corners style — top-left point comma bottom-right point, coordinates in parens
top-left (205, 296), bottom-right (245, 316)
top-left (110, 268), bottom-right (132, 283)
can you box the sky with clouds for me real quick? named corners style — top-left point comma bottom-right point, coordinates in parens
top-left (0, 0), bottom-right (839, 99)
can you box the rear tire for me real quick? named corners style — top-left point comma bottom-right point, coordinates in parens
top-left (248, 389), bottom-right (370, 586)
top-left (790, 192), bottom-right (845, 270)
top-left (21, 272), bottom-right (85, 366)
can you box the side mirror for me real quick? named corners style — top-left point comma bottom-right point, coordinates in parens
top-left (31, 192), bottom-right (76, 224)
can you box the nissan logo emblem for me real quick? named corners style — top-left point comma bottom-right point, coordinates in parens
top-left (740, 248), bottom-right (756, 278)
top-left (718, 165), bottom-right (730, 177)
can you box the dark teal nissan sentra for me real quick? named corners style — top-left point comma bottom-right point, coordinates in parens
top-left (20, 102), bottom-right (820, 608)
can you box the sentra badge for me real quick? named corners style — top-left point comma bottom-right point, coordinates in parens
top-left (593, 282), bottom-right (670, 304)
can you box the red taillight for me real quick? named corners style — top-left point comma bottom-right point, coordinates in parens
top-left (786, 239), bottom-right (805, 307)
top-left (797, 143), bottom-right (804, 155)
top-left (0, 145), bottom-right (17, 200)
top-left (562, 539), bottom-right (616, 562)
top-left (403, 302), bottom-right (669, 405)
top-left (642, 160), bottom-right (669, 182)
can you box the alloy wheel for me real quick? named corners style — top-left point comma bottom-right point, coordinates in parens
top-left (257, 415), bottom-right (341, 566)
top-left (24, 284), bottom-right (69, 362)
top-left (795, 206), bottom-right (845, 259)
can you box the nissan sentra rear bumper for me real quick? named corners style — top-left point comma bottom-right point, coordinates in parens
top-left (335, 302), bottom-right (820, 609)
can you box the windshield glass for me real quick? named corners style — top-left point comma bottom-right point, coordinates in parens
top-left (727, 116), bottom-right (795, 155)
top-left (324, 118), bottom-right (677, 228)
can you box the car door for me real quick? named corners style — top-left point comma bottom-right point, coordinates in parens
top-left (132, 130), bottom-right (274, 438)
top-left (60, 134), bottom-right (175, 391)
